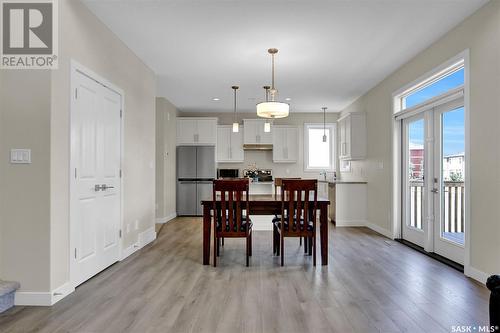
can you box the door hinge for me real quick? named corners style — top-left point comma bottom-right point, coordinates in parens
top-left (75, 88), bottom-right (78, 99)
top-left (119, 169), bottom-right (122, 178)
top-left (119, 229), bottom-right (122, 238)
top-left (74, 248), bottom-right (77, 259)
top-left (120, 109), bottom-right (122, 118)
top-left (74, 168), bottom-right (77, 179)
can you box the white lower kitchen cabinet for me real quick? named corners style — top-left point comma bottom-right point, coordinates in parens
top-left (216, 125), bottom-right (244, 163)
top-left (335, 183), bottom-right (367, 226)
top-left (272, 126), bottom-right (298, 163)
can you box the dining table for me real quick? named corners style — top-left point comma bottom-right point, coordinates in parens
top-left (201, 194), bottom-right (330, 265)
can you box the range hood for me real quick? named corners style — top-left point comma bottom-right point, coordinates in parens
top-left (243, 144), bottom-right (273, 151)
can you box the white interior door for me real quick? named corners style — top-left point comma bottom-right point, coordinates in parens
top-left (71, 69), bottom-right (122, 287)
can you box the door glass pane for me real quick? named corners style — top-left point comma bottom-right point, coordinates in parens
top-left (407, 119), bottom-right (425, 230)
top-left (441, 107), bottom-right (465, 245)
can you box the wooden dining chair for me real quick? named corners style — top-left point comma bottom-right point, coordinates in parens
top-left (272, 177), bottom-right (302, 254)
top-left (212, 179), bottom-right (252, 267)
top-left (274, 179), bottom-right (318, 266)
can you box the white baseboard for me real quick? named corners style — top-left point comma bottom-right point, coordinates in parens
top-left (365, 221), bottom-right (393, 239)
top-left (51, 282), bottom-right (74, 305)
top-left (139, 225), bottom-right (157, 247)
top-left (121, 225), bottom-right (156, 261)
top-left (15, 282), bottom-right (74, 306)
top-left (156, 213), bottom-right (176, 224)
top-left (335, 219), bottom-right (367, 227)
top-left (465, 265), bottom-right (489, 285)
top-left (15, 291), bottom-right (52, 306)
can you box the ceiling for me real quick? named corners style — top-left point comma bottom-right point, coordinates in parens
top-left (82, 0), bottom-right (488, 113)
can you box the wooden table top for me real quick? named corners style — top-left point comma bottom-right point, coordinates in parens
top-left (201, 194), bottom-right (330, 205)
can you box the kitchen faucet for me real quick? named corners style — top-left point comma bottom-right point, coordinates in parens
top-left (320, 170), bottom-right (327, 181)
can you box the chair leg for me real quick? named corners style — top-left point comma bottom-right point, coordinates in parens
top-left (272, 225), bottom-right (276, 255)
top-left (222, 237), bottom-right (224, 247)
top-left (308, 236), bottom-right (313, 255)
top-left (280, 235), bottom-right (284, 266)
top-left (304, 237), bottom-right (308, 253)
top-left (213, 234), bottom-right (217, 267)
top-left (313, 234), bottom-right (316, 266)
top-left (300, 237), bottom-right (302, 246)
top-left (246, 235), bottom-right (250, 267)
top-left (249, 232), bottom-right (252, 257)
top-left (276, 230), bottom-right (280, 256)
top-left (217, 236), bottom-right (220, 257)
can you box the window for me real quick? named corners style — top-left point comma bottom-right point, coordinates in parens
top-left (304, 123), bottom-right (335, 171)
top-left (403, 68), bottom-right (464, 108)
top-left (395, 59), bottom-right (465, 113)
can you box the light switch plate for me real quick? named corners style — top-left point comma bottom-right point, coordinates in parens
top-left (10, 149), bottom-right (31, 164)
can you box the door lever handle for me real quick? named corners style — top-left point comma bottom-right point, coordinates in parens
top-left (101, 184), bottom-right (115, 191)
top-left (95, 184), bottom-right (103, 191)
top-left (431, 188), bottom-right (438, 193)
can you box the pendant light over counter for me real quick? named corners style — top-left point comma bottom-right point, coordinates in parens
top-left (256, 48), bottom-right (290, 119)
top-left (322, 107), bottom-right (328, 142)
top-left (232, 85), bottom-right (239, 133)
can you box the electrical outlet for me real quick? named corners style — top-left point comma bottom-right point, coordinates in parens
top-left (135, 220), bottom-right (139, 230)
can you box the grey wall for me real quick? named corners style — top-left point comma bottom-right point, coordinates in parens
top-left (49, 0), bottom-right (157, 290)
top-left (338, 0), bottom-right (500, 277)
top-left (156, 98), bottom-right (178, 221)
top-left (0, 70), bottom-right (51, 291)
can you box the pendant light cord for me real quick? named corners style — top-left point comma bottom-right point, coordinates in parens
top-left (232, 86), bottom-right (239, 123)
top-left (322, 107), bottom-right (327, 136)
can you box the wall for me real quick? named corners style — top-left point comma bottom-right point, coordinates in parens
top-left (156, 98), bottom-right (178, 222)
top-left (49, 0), bottom-right (156, 290)
top-left (338, 0), bottom-right (500, 279)
top-left (178, 112), bottom-right (339, 179)
top-left (0, 70), bottom-right (51, 291)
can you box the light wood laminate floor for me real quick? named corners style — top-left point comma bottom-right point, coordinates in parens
top-left (0, 217), bottom-right (489, 333)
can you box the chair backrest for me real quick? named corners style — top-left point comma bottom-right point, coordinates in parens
top-left (274, 177), bottom-right (301, 197)
top-left (213, 179), bottom-right (250, 234)
top-left (280, 179), bottom-right (318, 233)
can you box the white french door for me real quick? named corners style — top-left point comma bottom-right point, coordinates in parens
top-left (71, 68), bottom-right (122, 287)
top-left (401, 97), bottom-right (465, 264)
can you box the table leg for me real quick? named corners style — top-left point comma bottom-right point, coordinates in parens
top-left (203, 204), bottom-right (211, 265)
top-left (320, 204), bottom-right (328, 265)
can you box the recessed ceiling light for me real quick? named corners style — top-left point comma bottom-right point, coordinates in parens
top-left (212, 98), bottom-right (220, 101)
top-left (285, 98), bottom-right (291, 101)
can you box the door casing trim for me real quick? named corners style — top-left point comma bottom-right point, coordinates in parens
top-left (391, 50), bottom-right (471, 276)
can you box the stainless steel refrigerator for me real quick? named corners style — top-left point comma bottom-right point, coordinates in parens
top-left (177, 146), bottom-right (215, 216)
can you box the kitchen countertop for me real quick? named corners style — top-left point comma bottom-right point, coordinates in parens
top-left (318, 180), bottom-right (368, 185)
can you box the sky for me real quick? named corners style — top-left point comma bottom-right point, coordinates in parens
top-left (407, 68), bottom-right (464, 156)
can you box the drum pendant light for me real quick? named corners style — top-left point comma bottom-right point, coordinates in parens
top-left (256, 48), bottom-right (289, 119)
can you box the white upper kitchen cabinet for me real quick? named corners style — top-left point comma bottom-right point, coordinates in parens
top-left (243, 119), bottom-right (273, 144)
top-left (272, 126), bottom-right (298, 163)
top-left (338, 112), bottom-right (366, 160)
top-left (176, 117), bottom-right (217, 146)
top-left (216, 125), bottom-right (244, 163)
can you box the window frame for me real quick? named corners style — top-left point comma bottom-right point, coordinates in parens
top-left (303, 123), bottom-right (336, 172)
top-left (393, 58), bottom-right (465, 114)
